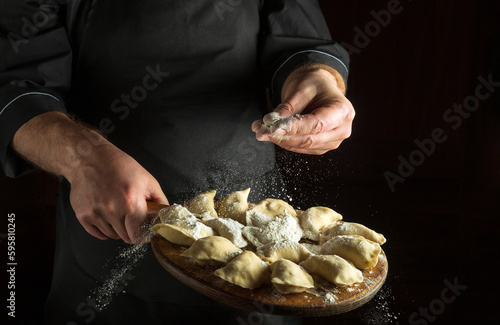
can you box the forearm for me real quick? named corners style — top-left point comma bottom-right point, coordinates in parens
top-left (10, 111), bottom-right (110, 181)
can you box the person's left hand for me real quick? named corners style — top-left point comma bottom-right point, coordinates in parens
top-left (252, 65), bottom-right (355, 155)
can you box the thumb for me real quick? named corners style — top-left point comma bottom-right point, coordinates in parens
top-left (146, 178), bottom-right (169, 206)
top-left (275, 82), bottom-right (318, 117)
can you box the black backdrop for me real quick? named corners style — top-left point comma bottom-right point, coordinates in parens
top-left (1, 1), bottom-right (499, 324)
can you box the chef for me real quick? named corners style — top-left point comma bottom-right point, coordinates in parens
top-left (0, 0), bottom-right (354, 323)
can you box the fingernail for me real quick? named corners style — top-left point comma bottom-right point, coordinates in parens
top-left (251, 120), bottom-right (262, 132)
top-left (256, 129), bottom-right (269, 141)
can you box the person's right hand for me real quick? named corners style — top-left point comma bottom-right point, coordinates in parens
top-left (65, 143), bottom-right (169, 244)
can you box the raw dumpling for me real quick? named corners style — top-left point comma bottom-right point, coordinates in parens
top-left (245, 211), bottom-right (274, 228)
top-left (242, 214), bottom-right (302, 248)
top-left (157, 204), bottom-right (193, 223)
top-left (214, 251), bottom-right (270, 289)
top-left (184, 190), bottom-right (218, 219)
top-left (246, 199), bottom-right (297, 226)
top-left (320, 221), bottom-right (386, 245)
top-left (205, 217), bottom-right (248, 248)
top-left (270, 259), bottom-right (314, 294)
top-left (320, 235), bottom-right (381, 269)
top-left (256, 240), bottom-right (312, 264)
top-left (215, 188), bottom-right (250, 224)
top-left (300, 255), bottom-right (363, 286)
top-left (180, 236), bottom-right (242, 265)
top-left (298, 207), bottom-right (342, 241)
top-left (300, 243), bottom-right (322, 255)
top-left (151, 208), bottom-right (215, 246)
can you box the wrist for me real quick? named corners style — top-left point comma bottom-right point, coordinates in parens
top-left (283, 63), bottom-right (346, 96)
top-left (49, 118), bottom-right (114, 182)
top-left (61, 139), bottom-right (119, 184)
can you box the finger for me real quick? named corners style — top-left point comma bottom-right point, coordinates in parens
top-left (80, 221), bottom-right (109, 240)
top-left (251, 119), bottom-right (263, 132)
top-left (89, 201), bottom-right (131, 242)
top-left (268, 125), bottom-right (352, 153)
top-left (108, 215), bottom-right (132, 243)
top-left (77, 206), bottom-right (121, 240)
top-left (279, 101), bottom-right (354, 136)
top-left (255, 84), bottom-right (317, 136)
top-left (275, 84), bottom-right (318, 118)
top-left (279, 138), bottom-right (345, 155)
top-left (147, 181), bottom-right (170, 206)
top-left (124, 201), bottom-right (149, 244)
top-left (96, 221), bottom-right (121, 239)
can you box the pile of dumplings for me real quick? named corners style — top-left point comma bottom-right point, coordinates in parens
top-left (151, 188), bottom-right (386, 295)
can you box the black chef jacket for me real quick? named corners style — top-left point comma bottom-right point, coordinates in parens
top-left (0, 0), bottom-right (349, 324)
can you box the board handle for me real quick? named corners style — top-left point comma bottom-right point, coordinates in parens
top-left (147, 200), bottom-right (169, 212)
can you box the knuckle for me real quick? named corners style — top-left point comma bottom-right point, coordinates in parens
top-left (345, 105), bottom-right (356, 121)
top-left (77, 209), bottom-right (99, 223)
top-left (299, 136), bottom-right (315, 149)
top-left (122, 191), bottom-right (139, 213)
top-left (276, 102), bottom-right (294, 115)
top-left (341, 126), bottom-right (353, 139)
top-left (311, 116), bottom-right (325, 134)
top-left (348, 109), bottom-right (356, 121)
top-left (331, 142), bottom-right (341, 150)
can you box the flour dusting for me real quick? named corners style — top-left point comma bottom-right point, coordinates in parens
top-left (89, 243), bottom-right (149, 311)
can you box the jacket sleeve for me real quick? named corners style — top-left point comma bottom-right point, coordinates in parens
top-left (0, 0), bottom-right (72, 177)
top-left (259, 0), bottom-right (349, 106)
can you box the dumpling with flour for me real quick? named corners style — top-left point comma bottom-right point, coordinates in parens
top-left (246, 198), bottom-right (297, 226)
top-left (270, 259), bottom-right (314, 294)
top-left (256, 240), bottom-right (312, 264)
top-left (151, 204), bottom-right (215, 246)
top-left (297, 207), bottom-right (342, 241)
top-left (320, 221), bottom-right (386, 245)
top-left (157, 204), bottom-right (193, 223)
top-left (214, 251), bottom-right (270, 289)
top-left (205, 217), bottom-right (248, 248)
top-left (320, 235), bottom-right (381, 269)
top-left (300, 255), bottom-right (363, 286)
top-left (242, 214), bottom-right (302, 248)
top-left (215, 188), bottom-right (250, 224)
top-left (184, 190), bottom-right (218, 219)
top-left (180, 236), bottom-right (242, 265)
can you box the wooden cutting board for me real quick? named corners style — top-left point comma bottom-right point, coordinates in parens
top-left (148, 202), bottom-right (388, 317)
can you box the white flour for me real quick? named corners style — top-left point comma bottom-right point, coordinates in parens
top-left (89, 243), bottom-right (149, 311)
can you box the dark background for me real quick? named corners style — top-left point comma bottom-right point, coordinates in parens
top-left (1, 0), bottom-right (499, 324)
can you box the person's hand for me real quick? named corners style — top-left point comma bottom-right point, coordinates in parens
top-left (66, 143), bottom-right (169, 244)
top-left (252, 65), bottom-right (355, 155)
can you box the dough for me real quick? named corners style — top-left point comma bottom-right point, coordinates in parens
top-left (298, 207), bottom-right (342, 241)
top-left (242, 214), bottom-right (302, 248)
top-left (215, 188), bottom-right (250, 224)
top-left (256, 240), bottom-right (312, 264)
top-left (151, 207), bottom-right (215, 246)
top-left (184, 190), bottom-right (218, 219)
top-left (320, 221), bottom-right (386, 245)
top-left (205, 217), bottom-right (248, 248)
top-left (214, 251), bottom-right (270, 289)
top-left (246, 198), bottom-right (297, 226)
top-left (320, 235), bottom-right (381, 269)
top-left (181, 236), bottom-right (242, 265)
top-left (270, 259), bottom-right (314, 294)
top-left (300, 255), bottom-right (363, 286)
